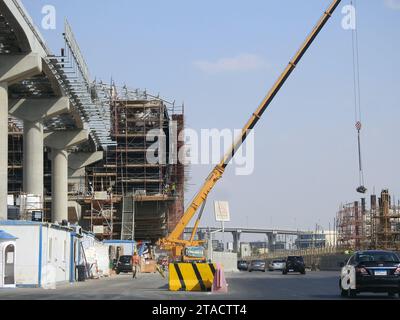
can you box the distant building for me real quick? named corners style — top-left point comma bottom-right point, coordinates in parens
top-left (250, 241), bottom-right (268, 249)
top-left (250, 241), bottom-right (269, 255)
top-left (295, 230), bottom-right (337, 249)
top-left (211, 240), bottom-right (224, 252)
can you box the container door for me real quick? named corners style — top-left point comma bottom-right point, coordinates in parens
top-left (4, 244), bottom-right (15, 285)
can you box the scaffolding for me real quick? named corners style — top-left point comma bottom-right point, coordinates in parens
top-left (84, 84), bottom-right (186, 242)
top-left (83, 191), bottom-right (117, 240)
top-left (8, 117), bottom-right (23, 195)
top-left (337, 189), bottom-right (400, 251)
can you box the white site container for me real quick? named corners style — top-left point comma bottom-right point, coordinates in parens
top-left (0, 221), bottom-right (77, 287)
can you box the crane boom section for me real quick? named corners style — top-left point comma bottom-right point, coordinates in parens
top-left (165, 0), bottom-right (342, 244)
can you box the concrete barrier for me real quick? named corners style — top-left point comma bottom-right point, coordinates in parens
top-left (210, 252), bottom-right (238, 272)
top-left (318, 254), bottom-right (349, 271)
top-left (169, 263), bottom-right (216, 292)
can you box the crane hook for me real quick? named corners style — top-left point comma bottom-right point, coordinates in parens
top-left (355, 121), bottom-right (367, 194)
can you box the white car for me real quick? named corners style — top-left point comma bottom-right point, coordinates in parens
top-left (268, 259), bottom-right (286, 271)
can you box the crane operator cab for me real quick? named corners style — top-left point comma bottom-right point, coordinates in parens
top-left (182, 246), bottom-right (206, 263)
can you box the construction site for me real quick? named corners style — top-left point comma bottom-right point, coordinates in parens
top-left (8, 85), bottom-right (186, 242)
top-left (1, 0), bottom-right (400, 302)
top-left (83, 89), bottom-right (186, 242)
top-left (336, 189), bottom-right (400, 251)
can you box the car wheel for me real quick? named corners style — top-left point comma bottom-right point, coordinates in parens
top-left (388, 292), bottom-right (396, 298)
top-left (339, 281), bottom-right (348, 298)
top-left (340, 288), bottom-right (348, 297)
top-left (349, 289), bottom-right (357, 298)
top-left (282, 270), bottom-right (287, 275)
top-left (301, 270), bottom-right (306, 275)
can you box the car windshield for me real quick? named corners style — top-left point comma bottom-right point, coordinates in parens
top-left (273, 260), bottom-right (283, 263)
top-left (288, 256), bottom-right (303, 262)
top-left (252, 260), bottom-right (264, 264)
top-left (357, 252), bottom-right (400, 263)
top-left (119, 256), bottom-right (131, 263)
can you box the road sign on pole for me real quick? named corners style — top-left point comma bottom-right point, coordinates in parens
top-left (214, 201), bottom-right (231, 252)
top-left (214, 201), bottom-right (231, 222)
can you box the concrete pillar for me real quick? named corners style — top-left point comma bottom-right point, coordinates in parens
top-left (51, 149), bottom-right (68, 224)
top-left (267, 233), bottom-right (277, 252)
top-left (44, 130), bottom-right (88, 223)
top-left (0, 53), bottom-right (42, 221)
top-left (0, 83), bottom-right (8, 220)
top-left (23, 120), bottom-right (44, 195)
top-left (9, 97), bottom-right (70, 201)
top-left (232, 231), bottom-right (242, 254)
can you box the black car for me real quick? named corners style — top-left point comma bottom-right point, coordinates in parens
top-left (237, 260), bottom-right (249, 271)
top-left (283, 256), bottom-right (306, 275)
top-left (339, 250), bottom-right (400, 298)
top-left (115, 255), bottom-right (132, 274)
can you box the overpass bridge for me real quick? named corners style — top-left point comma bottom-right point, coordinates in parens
top-left (0, 0), bottom-right (114, 222)
top-left (184, 227), bottom-right (304, 253)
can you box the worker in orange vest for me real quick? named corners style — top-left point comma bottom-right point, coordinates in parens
top-left (132, 251), bottom-right (140, 279)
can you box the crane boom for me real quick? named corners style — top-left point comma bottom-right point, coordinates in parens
top-left (160, 0), bottom-right (342, 253)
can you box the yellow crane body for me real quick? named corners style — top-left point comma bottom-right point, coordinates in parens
top-left (159, 0), bottom-right (342, 261)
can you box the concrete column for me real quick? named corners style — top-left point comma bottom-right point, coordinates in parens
top-left (0, 53), bottom-right (42, 221)
top-left (44, 129), bottom-right (88, 223)
top-left (0, 82), bottom-right (8, 220)
top-left (232, 231), bottom-right (242, 254)
top-left (51, 149), bottom-right (68, 224)
top-left (9, 97), bottom-right (70, 200)
top-left (267, 233), bottom-right (277, 252)
top-left (23, 120), bottom-right (44, 196)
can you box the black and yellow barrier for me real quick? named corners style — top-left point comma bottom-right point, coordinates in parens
top-left (169, 263), bottom-right (216, 291)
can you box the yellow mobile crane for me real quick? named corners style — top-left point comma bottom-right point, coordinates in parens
top-left (159, 0), bottom-right (342, 262)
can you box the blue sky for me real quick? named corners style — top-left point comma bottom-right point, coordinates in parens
top-left (22, 0), bottom-right (400, 241)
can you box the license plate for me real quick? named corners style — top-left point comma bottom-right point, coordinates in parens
top-left (375, 270), bottom-right (387, 276)
top-left (289, 269), bottom-right (294, 272)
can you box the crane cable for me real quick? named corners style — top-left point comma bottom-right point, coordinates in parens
top-left (351, 0), bottom-right (367, 193)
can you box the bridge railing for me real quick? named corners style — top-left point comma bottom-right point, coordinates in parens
top-left (243, 246), bottom-right (343, 268)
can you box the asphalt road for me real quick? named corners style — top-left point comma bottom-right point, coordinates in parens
top-left (0, 271), bottom-right (397, 300)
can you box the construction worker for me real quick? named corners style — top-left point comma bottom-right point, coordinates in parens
top-left (171, 182), bottom-right (177, 196)
top-left (132, 251), bottom-right (140, 279)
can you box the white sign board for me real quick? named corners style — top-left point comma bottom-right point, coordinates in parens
top-left (214, 201), bottom-right (231, 222)
top-left (93, 225), bottom-right (105, 234)
top-left (94, 192), bottom-right (108, 201)
top-left (7, 195), bottom-right (14, 206)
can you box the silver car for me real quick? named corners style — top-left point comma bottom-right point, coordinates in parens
top-left (268, 259), bottom-right (286, 271)
top-left (249, 260), bottom-right (266, 272)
